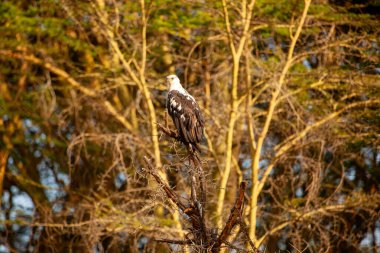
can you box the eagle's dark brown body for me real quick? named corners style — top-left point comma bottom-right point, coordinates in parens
top-left (167, 90), bottom-right (204, 152)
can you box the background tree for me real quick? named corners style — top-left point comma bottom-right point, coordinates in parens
top-left (0, 0), bottom-right (379, 252)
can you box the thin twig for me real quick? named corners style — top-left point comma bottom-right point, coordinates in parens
top-left (155, 238), bottom-right (193, 245)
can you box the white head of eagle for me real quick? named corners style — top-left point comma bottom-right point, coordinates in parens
top-left (166, 75), bottom-right (204, 152)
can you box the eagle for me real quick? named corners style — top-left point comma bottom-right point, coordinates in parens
top-left (166, 74), bottom-right (204, 153)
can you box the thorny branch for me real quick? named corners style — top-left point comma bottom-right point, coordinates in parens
top-left (142, 123), bottom-right (260, 252)
top-left (143, 156), bottom-right (207, 249)
top-left (212, 181), bottom-right (248, 252)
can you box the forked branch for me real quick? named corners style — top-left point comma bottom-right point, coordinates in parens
top-left (142, 122), bottom-right (260, 252)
